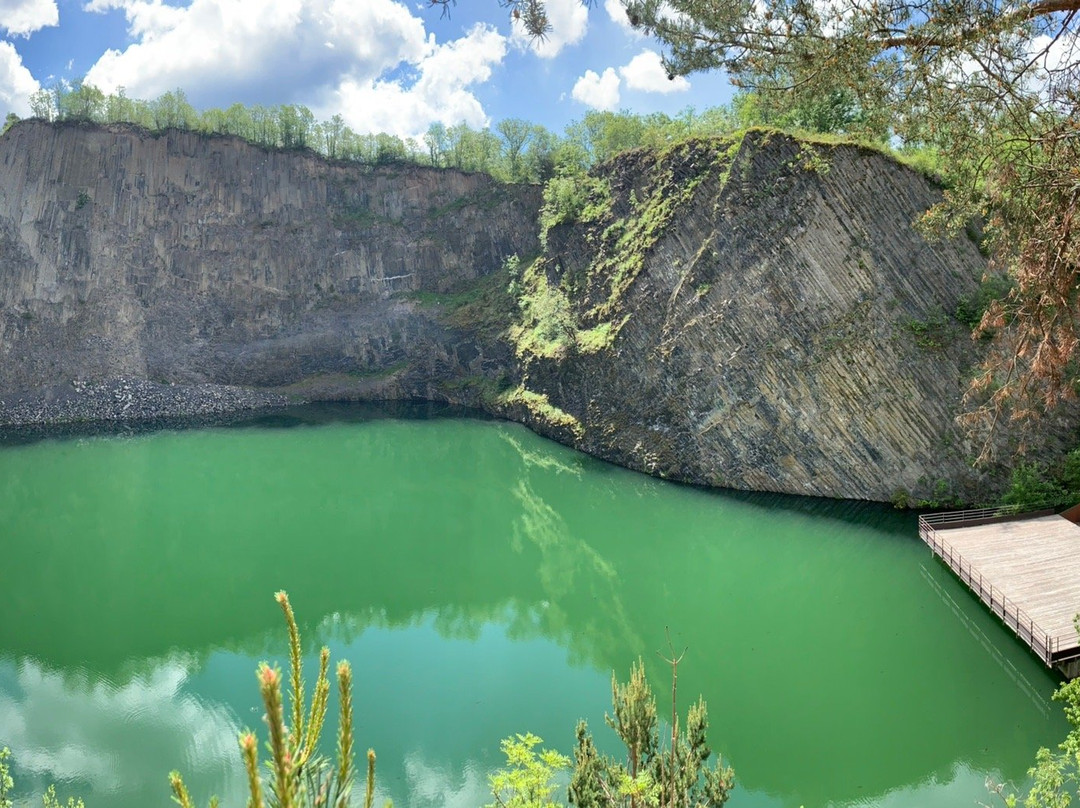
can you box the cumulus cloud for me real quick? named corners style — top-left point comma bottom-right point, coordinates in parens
top-left (82, 0), bottom-right (505, 136)
top-left (0, 0), bottom-right (58, 36)
top-left (619, 49), bottom-right (689, 93)
top-left (511, 0), bottom-right (588, 58)
top-left (331, 23), bottom-right (506, 138)
top-left (85, 0), bottom-right (428, 102)
top-left (1027, 28), bottom-right (1079, 94)
top-left (572, 67), bottom-right (620, 110)
top-left (571, 48), bottom-right (690, 110)
top-left (0, 40), bottom-right (39, 118)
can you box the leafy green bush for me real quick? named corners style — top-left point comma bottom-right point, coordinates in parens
top-left (0, 748), bottom-right (85, 808)
top-left (1061, 448), bottom-right (1080, 494)
top-left (905, 311), bottom-right (954, 352)
top-left (486, 734), bottom-right (570, 808)
top-left (955, 274), bottom-right (1013, 331)
top-left (539, 174), bottom-right (611, 246)
top-left (1000, 462), bottom-right (1068, 510)
top-left (1, 748), bottom-right (11, 808)
top-left (997, 631), bottom-right (1080, 807)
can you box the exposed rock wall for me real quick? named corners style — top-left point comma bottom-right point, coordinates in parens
top-left (0, 120), bottom-right (539, 396)
top-left (507, 134), bottom-right (1014, 502)
top-left (0, 121), bottom-right (1059, 502)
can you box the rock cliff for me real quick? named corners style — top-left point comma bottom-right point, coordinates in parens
top-left (0, 120), bottom-right (539, 401)
top-left (0, 121), bottom-right (1058, 501)
top-left (505, 133), bottom-right (1011, 502)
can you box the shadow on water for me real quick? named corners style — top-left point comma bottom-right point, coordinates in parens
top-left (0, 400), bottom-right (486, 448)
top-left (0, 403), bottom-right (1067, 808)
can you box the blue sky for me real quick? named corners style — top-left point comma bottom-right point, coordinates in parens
top-left (0, 0), bottom-right (735, 137)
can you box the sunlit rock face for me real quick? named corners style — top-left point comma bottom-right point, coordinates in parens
top-left (1, 122), bottom-right (1063, 501)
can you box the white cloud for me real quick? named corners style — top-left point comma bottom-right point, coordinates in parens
top-left (330, 23), bottom-right (506, 138)
top-left (84, 0), bottom-right (429, 104)
top-left (0, 40), bottom-right (39, 118)
top-left (570, 49), bottom-right (687, 113)
top-left (510, 0), bottom-right (588, 58)
top-left (603, 0), bottom-right (639, 35)
top-left (571, 67), bottom-right (620, 110)
top-left (82, 0), bottom-right (507, 138)
top-left (619, 49), bottom-right (689, 93)
top-left (84, 0), bottom-right (189, 40)
top-left (0, 0), bottom-right (58, 36)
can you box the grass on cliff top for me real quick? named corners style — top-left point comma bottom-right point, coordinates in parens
top-left (726, 125), bottom-right (945, 183)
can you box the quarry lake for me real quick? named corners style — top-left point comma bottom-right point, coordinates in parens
top-left (0, 405), bottom-right (1069, 808)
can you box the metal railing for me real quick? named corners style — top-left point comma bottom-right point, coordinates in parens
top-left (918, 515), bottom-right (1059, 666)
top-left (920, 505), bottom-right (1023, 527)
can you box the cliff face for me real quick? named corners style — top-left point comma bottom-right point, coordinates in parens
top-left (0, 120), bottom-right (539, 397)
top-left (0, 121), bottom-right (1044, 501)
top-left (507, 133), bottom-right (1004, 502)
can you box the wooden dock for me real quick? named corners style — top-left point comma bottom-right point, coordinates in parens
top-left (918, 508), bottom-right (1080, 677)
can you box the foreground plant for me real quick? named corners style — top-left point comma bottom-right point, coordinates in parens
top-left (486, 734), bottom-right (570, 808)
top-left (0, 748), bottom-right (85, 808)
top-left (570, 654), bottom-right (734, 808)
top-left (170, 591), bottom-right (381, 808)
top-left (489, 647), bottom-right (734, 808)
top-left (986, 618), bottom-right (1080, 808)
top-left (1, 748), bottom-right (12, 808)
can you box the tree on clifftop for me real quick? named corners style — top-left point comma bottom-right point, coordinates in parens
top-left (437, 0), bottom-right (1079, 456)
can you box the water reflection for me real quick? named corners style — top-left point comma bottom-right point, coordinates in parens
top-left (0, 654), bottom-right (245, 807)
top-left (0, 412), bottom-right (1069, 808)
top-left (402, 751), bottom-right (488, 808)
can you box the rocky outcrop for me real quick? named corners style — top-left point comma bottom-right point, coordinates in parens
top-left (0, 121), bottom-right (1059, 502)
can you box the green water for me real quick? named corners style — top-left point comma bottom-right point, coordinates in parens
top-left (0, 406), bottom-right (1069, 808)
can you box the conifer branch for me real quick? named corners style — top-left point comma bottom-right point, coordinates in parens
top-left (275, 591), bottom-right (306, 750)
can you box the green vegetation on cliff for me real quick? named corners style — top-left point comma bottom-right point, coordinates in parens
top-left (409, 262), bottom-right (520, 343)
top-left (509, 135), bottom-right (745, 364)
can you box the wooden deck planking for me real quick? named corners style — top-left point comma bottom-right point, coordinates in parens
top-left (927, 515), bottom-right (1080, 660)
